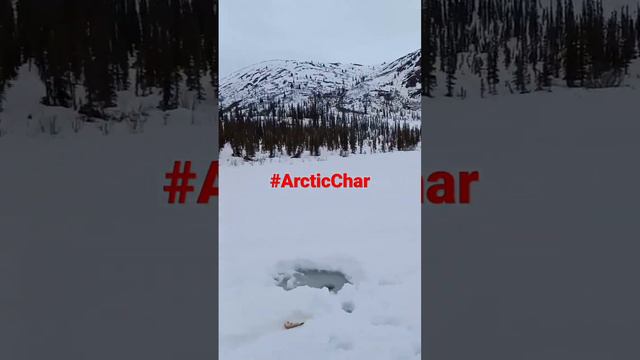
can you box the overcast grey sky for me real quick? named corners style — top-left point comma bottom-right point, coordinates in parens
top-left (219, 0), bottom-right (420, 77)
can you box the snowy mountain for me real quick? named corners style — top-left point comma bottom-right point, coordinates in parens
top-left (220, 50), bottom-right (421, 115)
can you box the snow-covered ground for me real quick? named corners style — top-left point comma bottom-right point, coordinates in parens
top-left (219, 150), bottom-right (421, 359)
top-left (0, 67), bottom-right (219, 241)
top-left (422, 86), bottom-right (640, 358)
top-left (0, 65), bottom-right (216, 137)
top-left (1, 66), bottom-right (219, 359)
top-left (429, 52), bottom-right (640, 100)
top-left (0, 122), bottom-right (219, 359)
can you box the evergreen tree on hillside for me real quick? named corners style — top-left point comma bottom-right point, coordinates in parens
top-left (0, 0), bottom-right (20, 109)
top-left (422, 0), bottom-right (438, 97)
top-left (422, 0), bottom-right (640, 97)
top-left (1, 0), bottom-right (216, 116)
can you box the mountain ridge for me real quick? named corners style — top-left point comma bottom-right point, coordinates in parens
top-left (220, 50), bottom-right (421, 117)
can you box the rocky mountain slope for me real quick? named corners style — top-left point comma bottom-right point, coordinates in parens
top-left (220, 50), bottom-right (421, 117)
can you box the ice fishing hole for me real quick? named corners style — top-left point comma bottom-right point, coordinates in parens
top-left (275, 269), bottom-right (351, 293)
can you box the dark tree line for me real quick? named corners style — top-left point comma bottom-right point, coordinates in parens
top-left (219, 99), bottom-right (421, 160)
top-left (0, 0), bottom-right (217, 115)
top-left (422, 0), bottom-right (640, 97)
top-left (0, 0), bottom-right (19, 110)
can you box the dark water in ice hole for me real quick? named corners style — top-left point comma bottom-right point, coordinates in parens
top-left (275, 269), bottom-right (351, 293)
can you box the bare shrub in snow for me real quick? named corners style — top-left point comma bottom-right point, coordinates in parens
top-left (585, 69), bottom-right (624, 89)
top-left (39, 115), bottom-right (59, 136)
top-left (100, 120), bottom-right (111, 136)
top-left (71, 116), bottom-right (83, 133)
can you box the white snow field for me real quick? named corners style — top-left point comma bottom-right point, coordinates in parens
top-left (422, 86), bottom-right (640, 359)
top-left (219, 150), bottom-right (421, 359)
top-left (0, 67), bottom-right (219, 359)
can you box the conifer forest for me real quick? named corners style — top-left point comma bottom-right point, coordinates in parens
top-left (0, 0), bottom-right (217, 115)
top-left (422, 0), bottom-right (640, 97)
